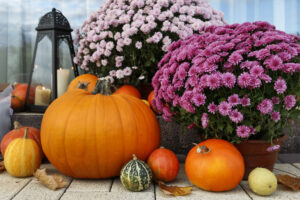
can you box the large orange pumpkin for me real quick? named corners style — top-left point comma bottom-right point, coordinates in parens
top-left (11, 83), bottom-right (35, 110)
top-left (4, 128), bottom-right (42, 177)
top-left (114, 85), bottom-right (141, 99)
top-left (41, 79), bottom-right (160, 178)
top-left (67, 74), bottom-right (98, 93)
top-left (1, 121), bottom-right (41, 157)
top-left (185, 139), bottom-right (244, 192)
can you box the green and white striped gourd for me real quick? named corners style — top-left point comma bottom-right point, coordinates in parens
top-left (120, 154), bottom-right (152, 192)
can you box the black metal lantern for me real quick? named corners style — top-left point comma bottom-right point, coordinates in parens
top-left (25, 8), bottom-right (79, 112)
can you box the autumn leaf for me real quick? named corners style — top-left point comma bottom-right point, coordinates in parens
top-left (34, 168), bottom-right (68, 190)
top-left (0, 161), bottom-right (5, 173)
top-left (276, 174), bottom-right (300, 191)
top-left (158, 181), bottom-right (193, 196)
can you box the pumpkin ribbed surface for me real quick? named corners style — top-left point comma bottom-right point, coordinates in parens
top-left (4, 130), bottom-right (42, 177)
top-left (41, 89), bottom-right (160, 179)
top-left (120, 155), bottom-right (152, 192)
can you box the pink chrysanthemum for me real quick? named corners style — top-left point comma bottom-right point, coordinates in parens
top-left (201, 113), bottom-right (209, 128)
top-left (274, 78), bottom-right (287, 94)
top-left (266, 145), bottom-right (280, 152)
top-left (270, 111), bottom-right (281, 122)
top-left (272, 97), bottom-right (280, 104)
top-left (238, 72), bottom-right (251, 88)
top-left (228, 52), bottom-right (243, 65)
top-left (218, 101), bottom-right (232, 116)
top-left (228, 94), bottom-right (240, 106)
top-left (265, 55), bottom-right (283, 71)
top-left (229, 109), bottom-right (244, 123)
top-left (241, 95), bottom-right (251, 107)
top-left (236, 125), bottom-right (251, 138)
top-left (187, 123), bottom-right (196, 130)
top-left (257, 99), bottom-right (273, 115)
top-left (222, 73), bottom-right (236, 88)
top-left (191, 93), bottom-right (206, 106)
top-left (250, 65), bottom-right (264, 77)
top-left (208, 103), bottom-right (218, 114)
top-left (207, 74), bottom-right (221, 90)
top-left (284, 95), bottom-right (296, 110)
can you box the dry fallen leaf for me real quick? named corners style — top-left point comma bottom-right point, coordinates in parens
top-left (33, 168), bottom-right (68, 190)
top-left (158, 181), bottom-right (193, 196)
top-left (0, 161), bottom-right (5, 173)
top-left (276, 174), bottom-right (300, 191)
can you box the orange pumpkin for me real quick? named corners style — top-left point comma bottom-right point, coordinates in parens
top-left (41, 78), bottom-right (160, 178)
top-left (185, 139), bottom-right (244, 192)
top-left (147, 147), bottom-right (179, 182)
top-left (11, 83), bottom-right (35, 110)
top-left (67, 74), bottom-right (98, 93)
top-left (1, 121), bottom-right (42, 157)
top-left (4, 128), bottom-right (42, 177)
top-left (114, 85), bottom-right (141, 99)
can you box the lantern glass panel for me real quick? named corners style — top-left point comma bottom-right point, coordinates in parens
top-left (57, 39), bottom-right (74, 97)
top-left (31, 36), bottom-right (52, 106)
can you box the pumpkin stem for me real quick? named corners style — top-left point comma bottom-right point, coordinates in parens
top-left (24, 128), bottom-right (29, 139)
top-left (76, 81), bottom-right (89, 91)
top-left (132, 154), bottom-right (138, 160)
top-left (14, 121), bottom-right (23, 129)
top-left (91, 77), bottom-right (114, 95)
top-left (193, 143), bottom-right (210, 154)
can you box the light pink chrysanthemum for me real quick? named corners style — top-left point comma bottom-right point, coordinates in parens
top-left (229, 109), bottom-right (244, 123)
top-left (284, 95), bottom-right (296, 110)
top-left (201, 113), bottom-right (209, 128)
top-left (228, 94), bottom-right (240, 106)
top-left (274, 78), bottom-right (287, 94)
top-left (270, 111), bottom-right (280, 122)
top-left (218, 101), bottom-right (232, 116)
top-left (236, 125), bottom-right (251, 138)
top-left (257, 99), bottom-right (273, 115)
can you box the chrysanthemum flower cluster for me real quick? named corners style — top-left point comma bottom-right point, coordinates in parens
top-left (74, 0), bottom-right (225, 86)
top-left (152, 21), bottom-right (300, 142)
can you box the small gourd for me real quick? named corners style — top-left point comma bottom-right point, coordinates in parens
top-left (120, 154), bottom-right (152, 192)
top-left (4, 128), bottom-right (42, 177)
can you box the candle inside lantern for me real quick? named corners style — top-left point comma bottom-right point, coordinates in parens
top-left (57, 68), bottom-right (70, 97)
top-left (35, 85), bottom-right (51, 106)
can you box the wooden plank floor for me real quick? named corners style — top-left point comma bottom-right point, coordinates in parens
top-left (1, 162), bottom-right (300, 200)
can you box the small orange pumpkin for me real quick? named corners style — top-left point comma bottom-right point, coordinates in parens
top-left (147, 90), bottom-right (158, 112)
top-left (114, 85), bottom-right (141, 99)
top-left (67, 74), bottom-right (98, 93)
top-left (185, 139), bottom-right (245, 192)
top-left (147, 147), bottom-right (179, 182)
top-left (4, 128), bottom-right (42, 177)
top-left (11, 83), bottom-right (35, 110)
top-left (1, 121), bottom-right (42, 157)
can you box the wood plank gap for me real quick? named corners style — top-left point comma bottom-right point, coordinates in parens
top-left (153, 182), bottom-right (157, 200)
top-left (109, 178), bottom-right (115, 192)
top-left (239, 184), bottom-right (253, 200)
top-left (274, 165), bottom-right (299, 177)
top-left (58, 178), bottom-right (73, 200)
top-left (291, 163), bottom-right (300, 171)
top-left (10, 179), bottom-right (32, 200)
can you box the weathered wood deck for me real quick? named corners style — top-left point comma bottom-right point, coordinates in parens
top-left (1, 161), bottom-right (300, 200)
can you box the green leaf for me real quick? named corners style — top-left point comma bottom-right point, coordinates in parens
top-left (225, 124), bottom-right (233, 134)
top-left (255, 125), bottom-right (261, 132)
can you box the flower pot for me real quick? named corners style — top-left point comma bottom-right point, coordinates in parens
top-left (139, 83), bottom-right (153, 99)
top-left (234, 134), bottom-right (288, 180)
